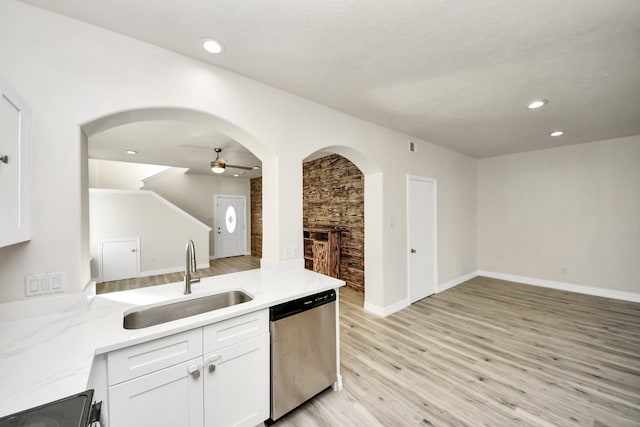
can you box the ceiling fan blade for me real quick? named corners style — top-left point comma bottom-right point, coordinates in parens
top-left (226, 164), bottom-right (256, 171)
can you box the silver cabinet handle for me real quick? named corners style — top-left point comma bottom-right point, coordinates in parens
top-left (410, 248), bottom-right (416, 253)
top-left (208, 354), bottom-right (221, 373)
top-left (187, 363), bottom-right (201, 379)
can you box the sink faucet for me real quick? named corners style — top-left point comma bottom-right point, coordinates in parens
top-left (184, 240), bottom-right (200, 294)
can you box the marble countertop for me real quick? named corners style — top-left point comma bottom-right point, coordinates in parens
top-left (0, 268), bottom-right (344, 417)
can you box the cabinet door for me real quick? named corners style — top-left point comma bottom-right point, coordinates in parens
top-left (109, 358), bottom-right (204, 427)
top-left (204, 333), bottom-right (269, 427)
top-left (0, 77), bottom-right (31, 248)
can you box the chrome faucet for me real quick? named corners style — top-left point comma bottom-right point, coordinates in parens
top-left (184, 240), bottom-right (200, 294)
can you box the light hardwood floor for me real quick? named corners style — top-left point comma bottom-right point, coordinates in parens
top-left (96, 255), bottom-right (261, 294)
top-left (274, 276), bottom-right (640, 426)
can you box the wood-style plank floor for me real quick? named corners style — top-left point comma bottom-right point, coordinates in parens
top-left (96, 255), bottom-right (261, 294)
top-left (274, 276), bottom-right (640, 426)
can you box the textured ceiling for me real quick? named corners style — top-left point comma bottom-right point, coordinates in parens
top-left (19, 0), bottom-right (640, 158)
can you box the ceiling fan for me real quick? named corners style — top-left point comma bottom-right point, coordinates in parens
top-left (210, 147), bottom-right (259, 174)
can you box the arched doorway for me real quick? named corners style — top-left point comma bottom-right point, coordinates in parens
top-left (81, 107), bottom-right (269, 290)
top-left (301, 146), bottom-right (382, 307)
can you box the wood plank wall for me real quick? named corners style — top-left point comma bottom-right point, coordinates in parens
top-left (250, 176), bottom-right (262, 258)
top-left (303, 154), bottom-right (364, 293)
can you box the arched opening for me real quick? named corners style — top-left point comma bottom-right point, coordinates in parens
top-left (300, 146), bottom-right (383, 308)
top-left (81, 107), bottom-right (271, 292)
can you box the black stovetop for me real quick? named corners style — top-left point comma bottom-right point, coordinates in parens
top-left (0, 390), bottom-right (94, 427)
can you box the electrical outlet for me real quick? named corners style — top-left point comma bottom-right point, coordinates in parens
top-left (283, 247), bottom-right (292, 259)
top-left (25, 273), bottom-right (65, 297)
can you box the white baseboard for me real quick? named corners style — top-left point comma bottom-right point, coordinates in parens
top-left (437, 271), bottom-right (477, 294)
top-left (364, 298), bottom-right (409, 317)
top-left (477, 270), bottom-right (640, 303)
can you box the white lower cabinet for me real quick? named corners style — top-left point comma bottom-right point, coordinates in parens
top-left (107, 310), bottom-right (269, 427)
top-left (109, 357), bottom-right (204, 427)
top-left (204, 333), bottom-right (270, 427)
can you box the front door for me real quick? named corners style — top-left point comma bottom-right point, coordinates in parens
top-left (215, 196), bottom-right (247, 258)
top-left (407, 176), bottom-right (437, 303)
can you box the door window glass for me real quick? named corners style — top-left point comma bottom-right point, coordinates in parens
top-left (225, 205), bottom-right (236, 233)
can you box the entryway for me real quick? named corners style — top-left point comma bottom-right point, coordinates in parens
top-left (215, 195), bottom-right (247, 258)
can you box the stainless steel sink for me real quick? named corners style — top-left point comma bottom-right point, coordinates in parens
top-left (123, 290), bottom-right (253, 329)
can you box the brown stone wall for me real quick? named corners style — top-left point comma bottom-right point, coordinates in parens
top-left (250, 177), bottom-right (262, 257)
top-left (303, 154), bottom-right (365, 293)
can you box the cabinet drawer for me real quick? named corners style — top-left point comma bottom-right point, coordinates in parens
top-left (203, 309), bottom-right (268, 353)
top-left (108, 328), bottom-right (202, 385)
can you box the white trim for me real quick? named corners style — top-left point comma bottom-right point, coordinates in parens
top-left (140, 166), bottom-right (173, 183)
top-left (437, 271), bottom-right (477, 293)
top-left (406, 175), bottom-right (438, 303)
top-left (332, 287), bottom-right (343, 391)
top-left (364, 298), bottom-right (409, 317)
top-left (89, 189), bottom-right (211, 231)
top-left (477, 270), bottom-right (640, 303)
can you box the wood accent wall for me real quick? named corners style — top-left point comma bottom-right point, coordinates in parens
top-left (250, 177), bottom-right (262, 257)
top-left (303, 154), bottom-right (364, 293)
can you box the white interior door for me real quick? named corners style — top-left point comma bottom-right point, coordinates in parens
top-left (101, 238), bottom-right (139, 282)
top-left (407, 176), bottom-right (437, 303)
top-left (215, 196), bottom-right (246, 258)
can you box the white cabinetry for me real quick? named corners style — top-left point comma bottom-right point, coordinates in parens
top-left (203, 311), bottom-right (270, 427)
top-left (107, 310), bottom-right (269, 427)
top-left (0, 77), bottom-right (31, 248)
top-left (109, 357), bottom-right (204, 427)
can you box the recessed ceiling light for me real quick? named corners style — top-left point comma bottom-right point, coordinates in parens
top-left (528, 100), bottom-right (547, 109)
top-left (252, 166), bottom-right (261, 170)
top-left (202, 38), bottom-right (225, 54)
top-left (550, 130), bottom-right (564, 137)
top-left (233, 174), bottom-right (239, 177)
top-left (126, 150), bottom-right (137, 155)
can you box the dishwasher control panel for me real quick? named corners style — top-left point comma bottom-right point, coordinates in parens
top-left (270, 289), bottom-right (336, 321)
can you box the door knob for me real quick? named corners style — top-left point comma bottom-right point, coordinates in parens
top-left (410, 249), bottom-right (416, 253)
top-left (131, 249), bottom-right (136, 253)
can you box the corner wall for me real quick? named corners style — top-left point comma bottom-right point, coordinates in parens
top-left (477, 136), bottom-right (640, 296)
top-left (89, 190), bottom-right (210, 279)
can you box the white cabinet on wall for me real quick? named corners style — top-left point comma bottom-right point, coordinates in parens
top-left (0, 77), bottom-right (31, 248)
top-left (107, 310), bottom-right (269, 427)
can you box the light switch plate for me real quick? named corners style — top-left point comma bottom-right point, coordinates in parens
top-left (25, 272), bottom-right (65, 297)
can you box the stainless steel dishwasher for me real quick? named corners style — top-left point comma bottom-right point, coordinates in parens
top-left (269, 289), bottom-right (337, 421)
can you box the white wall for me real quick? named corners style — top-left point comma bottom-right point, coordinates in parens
top-left (144, 169), bottom-right (251, 258)
top-left (0, 1), bottom-right (477, 308)
top-left (89, 190), bottom-right (210, 279)
top-left (478, 136), bottom-right (640, 295)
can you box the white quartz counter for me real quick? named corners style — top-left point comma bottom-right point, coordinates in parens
top-left (0, 268), bottom-right (344, 417)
